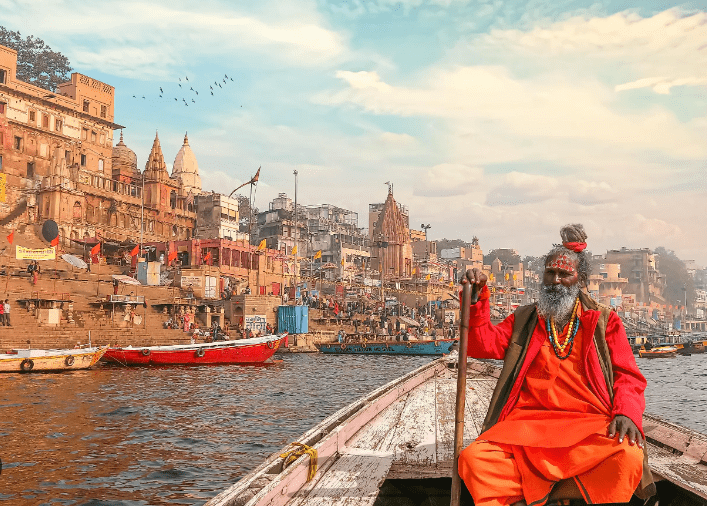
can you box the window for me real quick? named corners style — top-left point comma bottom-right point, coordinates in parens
top-left (98, 159), bottom-right (104, 173)
top-left (65, 150), bottom-right (71, 164)
top-left (42, 114), bottom-right (49, 128)
top-left (0, 102), bottom-right (5, 114)
top-left (83, 99), bottom-right (89, 112)
top-left (55, 118), bottom-right (62, 131)
top-left (27, 162), bottom-right (34, 178)
top-left (100, 105), bottom-right (106, 118)
top-left (73, 201), bottom-right (82, 221)
top-left (81, 128), bottom-right (88, 140)
top-left (91, 131), bottom-right (97, 143)
top-left (29, 110), bottom-right (36, 122)
top-left (13, 136), bottom-right (22, 150)
top-left (0, 155), bottom-right (3, 172)
top-left (0, 69), bottom-right (6, 83)
top-left (80, 154), bottom-right (86, 166)
top-left (100, 133), bottom-right (105, 144)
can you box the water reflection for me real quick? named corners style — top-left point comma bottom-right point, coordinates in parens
top-left (0, 355), bottom-right (430, 505)
top-left (0, 354), bottom-right (704, 505)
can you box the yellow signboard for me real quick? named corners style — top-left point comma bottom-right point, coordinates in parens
top-left (16, 246), bottom-right (56, 261)
top-left (0, 173), bottom-right (6, 203)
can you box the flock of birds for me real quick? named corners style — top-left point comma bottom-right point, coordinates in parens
top-left (131, 74), bottom-right (241, 107)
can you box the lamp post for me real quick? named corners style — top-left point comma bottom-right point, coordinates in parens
top-left (293, 170), bottom-right (298, 304)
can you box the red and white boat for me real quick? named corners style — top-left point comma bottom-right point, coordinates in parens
top-left (102, 333), bottom-right (287, 366)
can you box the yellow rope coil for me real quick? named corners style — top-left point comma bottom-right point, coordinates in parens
top-left (280, 442), bottom-right (318, 482)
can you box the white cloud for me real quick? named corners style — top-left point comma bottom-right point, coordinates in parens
top-left (482, 9), bottom-right (707, 93)
top-left (2, 0), bottom-right (348, 77)
top-left (616, 76), bottom-right (707, 95)
top-left (319, 66), bottom-right (706, 160)
top-left (486, 172), bottom-right (559, 206)
top-left (413, 163), bottom-right (484, 197)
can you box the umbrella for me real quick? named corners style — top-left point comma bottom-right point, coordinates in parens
top-left (112, 274), bottom-right (141, 286)
top-left (61, 254), bottom-right (88, 270)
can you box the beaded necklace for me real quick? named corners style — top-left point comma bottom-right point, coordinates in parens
top-left (545, 298), bottom-right (581, 360)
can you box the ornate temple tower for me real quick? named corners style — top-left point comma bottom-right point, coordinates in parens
top-left (111, 131), bottom-right (140, 185)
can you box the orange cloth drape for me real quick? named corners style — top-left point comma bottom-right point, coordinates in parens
top-left (459, 310), bottom-right (644, 506)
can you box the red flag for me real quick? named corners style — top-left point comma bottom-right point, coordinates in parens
top-left (168, 250), bottom-right (178, 263)
top-left (50, 236), bottom-right (59, 247)
top-left (130, 245), bottom-right (139, 257)
top-left (90, 243), bottom-right (100, 256)
top-left (6, 230), bottom-right (14, 244)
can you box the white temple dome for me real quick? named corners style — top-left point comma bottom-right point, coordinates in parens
top-left (172, 133), bottom-right (202, 194)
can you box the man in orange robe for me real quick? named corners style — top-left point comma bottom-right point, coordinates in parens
top-left (458, 224), bottom-right (650, 506)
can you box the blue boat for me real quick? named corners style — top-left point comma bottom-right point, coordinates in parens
top-left (315, 339), bottom-right (456, 356)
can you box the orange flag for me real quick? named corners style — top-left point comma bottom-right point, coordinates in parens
top-left (6, 230), bottom-right (14, 244)
top-left (130, 245), bottom-right (139, 257)
top-left (50, 236), bottom-right (59, 247)
top-left (90, 243), bottom-right (100, 256)
top-left (204, 251), bottom-right (212, 265)
top-left (168, 250), bottom-right (178, 263)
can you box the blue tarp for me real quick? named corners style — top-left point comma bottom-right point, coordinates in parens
top-left (278, 305), bottom-right (309, 334)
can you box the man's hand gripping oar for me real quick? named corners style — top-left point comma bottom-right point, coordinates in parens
top-left (451, 269), bottom-right (485, 506)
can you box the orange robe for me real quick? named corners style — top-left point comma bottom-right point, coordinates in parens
top-left (459, 310), bottom-right (644, 506)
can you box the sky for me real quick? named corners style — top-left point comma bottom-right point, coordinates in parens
top-left (3, 0), bottom-right (706, 264)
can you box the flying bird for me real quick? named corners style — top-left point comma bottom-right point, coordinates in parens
top-left (218, 83), bottom-right (222, 88)
top-left (224, 74), bottom-right (228, 79)
top-left (230, 77), bottom-right (233, 81)
top-left (210, 86), bottom-right (213, 90)
top-left (191, 99), bottom-right (195, 103)
top-left (159, 94), bottom-right (163, 98)
top-left (179, 77), bottom-right (181, 81)
top-left (178, 83), bottom-right (182, 88)
top-left (142, 96), bottom-right (145, 99)
top-left (195, 90), bottom-right (198, 95)
top-left (190, 87), bottom-right (194, 91)
top-left (210, 91), bottom-right (214, 95)
top-left (174, 98), bottom-right (178, 101)
top-left (185, 76), bottom-right (189, 81)
top-left (132, 95), bottom-right (136, 98)
top-left (160, 87), bottom-right (163, 93)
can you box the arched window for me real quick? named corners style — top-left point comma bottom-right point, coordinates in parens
top-left (73, 201), bottom-right (82, 221)
top-left (170, 190), bottom-right (177, 209)
top-left (172, 225), bottom-right (178, 237)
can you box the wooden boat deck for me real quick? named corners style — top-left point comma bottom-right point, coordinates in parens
top-left (206, 358), bottom-right (707, 506)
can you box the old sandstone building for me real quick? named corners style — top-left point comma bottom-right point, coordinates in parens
top-left (0, 44), bottom-right (198, 245)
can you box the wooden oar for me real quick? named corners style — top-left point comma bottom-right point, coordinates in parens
top-left (451, 278), bottom-right (478, 506)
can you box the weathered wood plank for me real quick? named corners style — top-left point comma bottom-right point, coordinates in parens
top-left (377, 378), bottom-right (438, 464)
top-left (348, 392), bottom-right (410, 452)
top-left (289, 451), bottom-right (394, 506)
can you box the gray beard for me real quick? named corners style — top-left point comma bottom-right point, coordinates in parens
top-left (538, 283), bottom-right (580, 328)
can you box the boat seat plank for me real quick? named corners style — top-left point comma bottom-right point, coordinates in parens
top-left (288, 451), bottom-right (394, 506)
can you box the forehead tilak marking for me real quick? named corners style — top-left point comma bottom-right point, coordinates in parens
top-left (548, 254), bottom-right (576, 274)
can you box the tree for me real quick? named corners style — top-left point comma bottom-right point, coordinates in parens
top-left (654, 247), bottom-right (695, 310)
top-left (484, 248), bottom-right (521, 267)
top-left (0, 27), bottom-right (72, 91)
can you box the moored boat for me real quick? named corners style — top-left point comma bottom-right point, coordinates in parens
top-left (0, 346), bottom-right (107, 373)
top-left (205, 356), bottom-right (707, 506)
top-left (102, 333), bottom-right (287, 366)
top-left (315, 338), bottom-right (456, 355)
top-left (638, 346), bottom-right (679, 358)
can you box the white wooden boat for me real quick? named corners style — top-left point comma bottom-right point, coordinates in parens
top-left (0, 346), bottom-right (107, 373)
top-left (206, 356), bottom-right (707, 506)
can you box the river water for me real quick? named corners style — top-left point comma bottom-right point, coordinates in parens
top-left (0, 353), bottom-right (705, 505)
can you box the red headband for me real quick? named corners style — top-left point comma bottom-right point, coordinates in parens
top-left (563, 241), bottom-right (587, 253)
